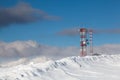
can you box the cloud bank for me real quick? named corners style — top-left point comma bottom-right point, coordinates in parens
top-left (0, 40), bottom-right (120, 67)
top-left (0, 40), bottom-right (120, 66)
top-left (0, 40), bottom-right (79, 66)
top-left (0, 40), bottom-right (79, 59)
top-left (0, 2), bottom-right (59, 27)
top-left (0, 40), bottom-right (120, 58)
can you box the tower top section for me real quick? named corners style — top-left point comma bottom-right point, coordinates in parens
top-left (80, 28), bottom-right (87, 32)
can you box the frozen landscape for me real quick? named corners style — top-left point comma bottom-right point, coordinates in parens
top-left (0, 41), bottom-right (120, 80)
top-left (0, 0), bottom-right (120, 80)
top-left (0, 54), bottom-right (120, 80)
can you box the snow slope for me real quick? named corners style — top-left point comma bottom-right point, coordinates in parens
top-left (0, 54), bottom-right (120, 80)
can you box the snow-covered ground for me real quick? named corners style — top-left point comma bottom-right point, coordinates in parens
top-left (0, 54), bottom-right (120, 80)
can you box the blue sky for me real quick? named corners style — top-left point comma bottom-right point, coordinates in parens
top-left (0, 0), bottom-right (120, 47)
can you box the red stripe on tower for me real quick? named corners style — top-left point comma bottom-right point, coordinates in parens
top-left (80, 28), bottom-right (87, 57)
top-left (89, 29), bottom-right (93, 55)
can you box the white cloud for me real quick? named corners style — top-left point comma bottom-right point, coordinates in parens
top-left (94, 44), bottom-right (120, 55)
top-left (0, 40), bottom-right (79, 61)
top-left (0, 40), bottom-right (120, 65)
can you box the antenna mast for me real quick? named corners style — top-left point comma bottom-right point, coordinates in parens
top-left (80, 28), bottom-right (87, 56)
top-left (89, 29), bottom-right (93, 55)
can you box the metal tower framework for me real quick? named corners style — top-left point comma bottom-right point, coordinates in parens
top-left (80, 28), bottom-right (87, 56)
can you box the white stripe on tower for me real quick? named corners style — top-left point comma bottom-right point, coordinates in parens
top-left (89, 29), bottom-right (93, 55)
top-left (80, 28), bottom-right (87, 57)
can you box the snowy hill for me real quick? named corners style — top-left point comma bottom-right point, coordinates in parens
top-left (1, 54), bottom-right (120, 80)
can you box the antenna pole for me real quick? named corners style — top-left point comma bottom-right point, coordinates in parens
top-left (80, 28), bottom-right (87, 56)
top-left (89, 29), bottom-right (93, 55)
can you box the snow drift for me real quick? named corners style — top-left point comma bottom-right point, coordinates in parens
top-left (0, 54), bottom-right (120, 80)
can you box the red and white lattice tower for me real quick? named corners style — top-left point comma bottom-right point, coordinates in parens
top-left (80, 28), bottom-right (87, 56)
top-left (89, 29), bottom-right (93, 55)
